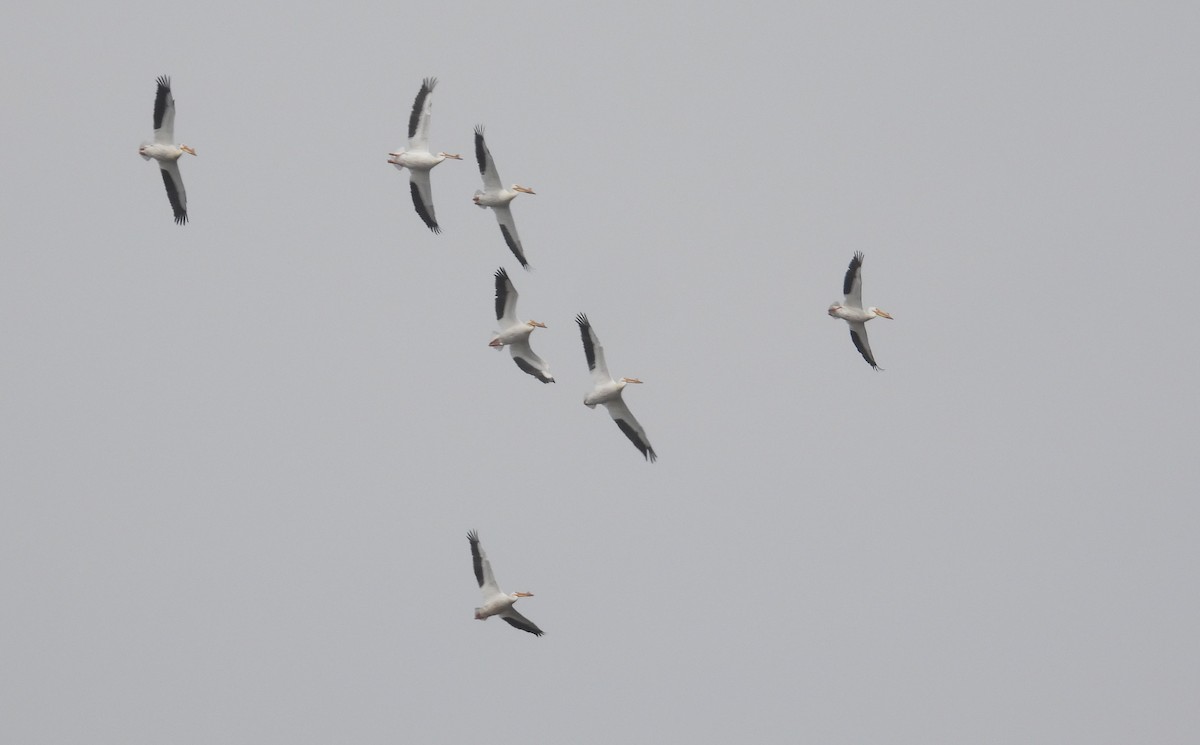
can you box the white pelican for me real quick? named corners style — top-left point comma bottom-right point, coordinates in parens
top-left (467, 531), bottom-right (543, 637)
top-left (575, 314), bottom-right (657, 462)
top-left (473, 126), bottom-right (535, 268)
top-left (388, 78), bottom-right (461, 233)
top-left (490, 268), bottom-right (553, 383)
top-left (138, 76), bottom-right (195, 225)
top-left (828, 252), bottom-right (893, 370)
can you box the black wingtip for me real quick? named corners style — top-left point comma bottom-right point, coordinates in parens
top-left (575, 313), bottom-right (589, 328)
top-left (422, 76), bottom-right (438, 91)
top-left (156, 75), bottom-right (171, 90)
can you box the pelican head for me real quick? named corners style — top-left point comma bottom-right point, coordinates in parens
top-left (512, 185), bottom-right (536, 195)
top-left (437, 152), bottom-right (463, 160)
top-left (526, 320), bottom-right (547, 329)
top-left (870, 307), bottom-right (893, 319)
top-left (180, 145), bottom-right (197, 156)
top-left (620, 377), bottom-right (644, 384)
top-left (513, 591), bottom-right (534, 598)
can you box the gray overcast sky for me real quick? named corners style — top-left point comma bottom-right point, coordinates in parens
top-left (2, 2), bottom-right (1199, 743)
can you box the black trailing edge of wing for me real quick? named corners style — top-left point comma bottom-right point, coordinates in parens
top-left (408, 77), bottom-right (437, 140)
top-left (575, 313), bottom-right (596, 371)
top-left (467, 530), bottom-right (484, 587)
top-left (843, 251), bottom-right (865, 296)
top-left (474, 125), bottom-right (488, 175)
top-left (499, 224), bottom-right (528, 268)
top-left (409, 180), bottom-right (440, 233)
top-left (615, 418), bottom-right (657, 462)
top-left (153, 75), bottom-right (172, 131)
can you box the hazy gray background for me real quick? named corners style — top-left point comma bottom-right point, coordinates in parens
top-left (2, 2), bottom-right (1198, 743)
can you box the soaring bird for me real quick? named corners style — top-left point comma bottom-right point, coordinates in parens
top-left (388, 77), bottom-right (461, 233)
top-left (576, 314), bottom-right (656, 462)
top-left (828, 252), bottom-right (893, 369)
top-left (473, 126), bottom-right (535, 268)
top-left (467, 531), bottom-right (543, 637)
top-left (138, 76), bottom-right (196, 225)
top-left (490, 268), bottom-right (553, 383)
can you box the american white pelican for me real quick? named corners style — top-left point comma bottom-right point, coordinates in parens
top-left (138, 76), bottom-right (195, 225)
top-left (388, 77), bottom-right (461, 233)
top-left (828, 252), bottom-right (893, 370)
top-left (491, 268), bottom-right (553, 383)
top-left (575, 314), bottom-right (657, 462)
top-left (467, 531), bottom-right (543, 637)
top-left (473, 126), bottom-right (535, 268)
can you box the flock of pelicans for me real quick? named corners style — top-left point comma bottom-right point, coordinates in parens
top-left (138, 75), bottom-right (895, 637)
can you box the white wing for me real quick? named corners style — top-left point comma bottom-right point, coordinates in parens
top-left (152, 76), bottom-right (176, 145)
top-left (160, 161), bottom-right (188, 225)
top-left (603, 395), bottom-right (657, 462)
top-left (474, 126), bottom-right (503, 192)
top-left (499, 607), bottom-right (544, 637)
top-left (468, 531), bottom-right (502, 598)
top-left (843, 251), bottom-right (865, 309)
top-left (492, 205), bottom-right (528, 269)
top-left (408, 169), bottom-right (439, 233)
top-left (509, 339), bottom-right (553, 384)
top-left (494, 267), bottom-right (519, 326)
top-left (848, 321), bottom-right (880, 370)
top-left (407, 77), bottom-right (436, 152)
top-left (575, 313), bottom-right (612, 385)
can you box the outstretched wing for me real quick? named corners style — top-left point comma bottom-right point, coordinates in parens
top-left (467, 530), bottom-right (500, 596)
top-left (575, 313), bottom-right (611, 385)
top-left (500, 607), bottom-right (544, 637)
top-left (153, 76), bottom-right (176, 145)
top-left (408, 77), bottom-right (437, 151)
top-left (474, 125), bottom-right (503, 192)
top-left (409, 170), bottom-right (440, 233)
top-left (510, 340), bottom-right (554, 383)
top-left (159, 161), bottom-right (187, 225)
top-left (492, 205), bottom-right (528, 269)
top-left (848, 321), bottom-right (881, 370)
top-left (843, 251), bottom-right (865, 309)
top-left (603, 395), bottom-right (656, 462)
top-left (494, 267), bottom-right (519, 325)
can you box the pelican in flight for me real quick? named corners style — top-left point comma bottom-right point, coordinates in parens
top-left (473, 126), bottom-right (535, 268)
top-left (490, 268), bottom-right (553, 383)
top-left (467, 531), bottom-right (543, 637)
top-left (576, 314), bottom-right (657, 462)
top-left (828, 252), bottom-right (893, 369)
top-left (138, 76), bottom-right (195, 225)
top-left (388, 78), bottom-right (461, 233)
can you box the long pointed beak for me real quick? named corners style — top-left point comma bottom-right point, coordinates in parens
top-left (876, 310), bottom-right (894, 319)
top-left (445, 153), bottom-right (462, 160)
top-left (515, 186), bottom-right (536, 195)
